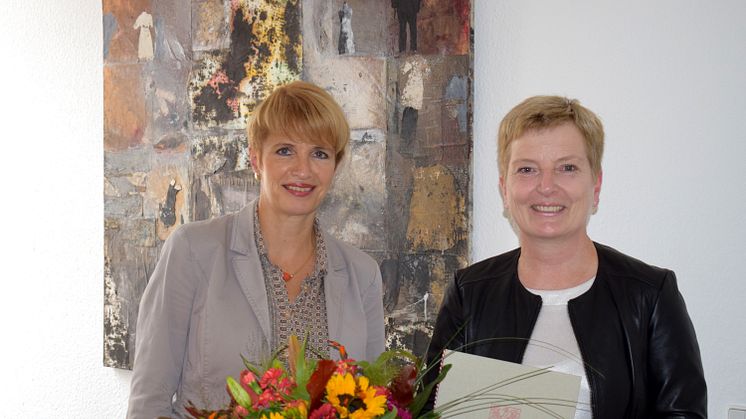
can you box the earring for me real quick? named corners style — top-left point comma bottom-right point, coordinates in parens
top-left (253, 172), bottom-right (261, 182)
top-left (502, 207), bottom-right (509, 218)
top-left (592, 205), bottom-right (598, 215)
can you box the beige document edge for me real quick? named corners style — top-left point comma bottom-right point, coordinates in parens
top-left (433, 350), bottom-right (582, 418)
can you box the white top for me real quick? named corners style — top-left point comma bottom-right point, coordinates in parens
top-left (523, 278), bottom-right (595, 419)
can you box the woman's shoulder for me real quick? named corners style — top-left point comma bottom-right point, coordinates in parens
top-left (161, 210), bottom-right (246, 260)
top-left (323, 232), bottom-right (379, 273)
top-left (169, 211), bottom-right (237, 242)
top-left (455, 248), bottom-right (521, 287)
top-left (594, 242), bottom-right (673, 289)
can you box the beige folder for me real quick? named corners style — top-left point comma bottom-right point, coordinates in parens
top-left (433, 350), bottom-right (582, 419)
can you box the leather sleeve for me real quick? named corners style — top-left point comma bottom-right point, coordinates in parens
top-left (126, 227), bottom-right (201, 419)
top-left (647, 271), bottom-right (707, 418)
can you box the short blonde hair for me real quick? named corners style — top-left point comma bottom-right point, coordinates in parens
top-left (248, 80), bottom-right (350, 165)
top-left (498, 96), bottom-right (604, 178)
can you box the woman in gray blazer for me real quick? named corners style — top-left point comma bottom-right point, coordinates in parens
top-left (127, 81), bottom-right (386, 418)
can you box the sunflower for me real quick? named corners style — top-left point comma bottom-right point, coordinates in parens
top-left (326, 373), bottom-right (357, 417)
top-left (350, 376), bottom-right (386, 419)
top-left (326, 373), bottom-right (387, 419)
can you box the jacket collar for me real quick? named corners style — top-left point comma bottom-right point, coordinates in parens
top-left (230, 199), bottom-right (271, 342)
top-left (229, 199), bottom-right (349, 344)
top-left (323, 231), bottom-right (349, 344)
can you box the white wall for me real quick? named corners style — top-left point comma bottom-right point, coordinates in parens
top-left (0, 0), bottom-right (131, 416)
top-left (0, 0), bottom-right (743, 416)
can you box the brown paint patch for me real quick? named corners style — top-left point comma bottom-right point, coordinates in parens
top-left (417, 0), bottom-right (470, 55)
top-left (145, 168), bottom-right (188, 240)
top-left (104, 65), bottom-right (148, 151)
top-left (406, 164), bottom-right (466, 251)
top-left (103, 0), bottom-right (152, 63)
top-left (428, 256), bottom-right (447, 306)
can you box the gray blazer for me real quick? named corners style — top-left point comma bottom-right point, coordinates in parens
top-left (127, 201), bottom-right (386, 418)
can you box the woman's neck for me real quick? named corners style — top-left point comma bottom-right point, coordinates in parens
top-left (517, 235), bottom-right (598, 290)
top-left (256, 200), bottom-right (316, 263)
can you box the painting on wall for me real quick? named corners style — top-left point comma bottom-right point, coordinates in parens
top-left (103, 0), bottom-right (473, 369)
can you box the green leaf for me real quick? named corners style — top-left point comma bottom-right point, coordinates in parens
top-left (409, 363), bottom-right (451, 418)
top-left (241, 354), bottom-right (264, 377)
top-left (226, 376), bottom-right (253, 409)
top-left (362, 349), bottom-right (419, 387)
top-left (379, 406), bottom-right (398, 419)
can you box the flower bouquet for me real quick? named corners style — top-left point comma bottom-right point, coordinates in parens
top-left (186, 335), bottom-right (585, 419)
top-left (186, 336), bottom-right (449, 419)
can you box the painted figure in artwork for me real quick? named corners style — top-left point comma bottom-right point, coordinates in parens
top-left (133, 11), bottom-right (154, 60)
top-left (338, 1), bottom-right (355, 54)
top-left (392, 0), bottom-right (421, 52)
top-left (399, 56), bottom-right (428, 151)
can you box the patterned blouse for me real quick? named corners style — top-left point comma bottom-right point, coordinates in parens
top-left (253, 208), bottom-right (330, 363)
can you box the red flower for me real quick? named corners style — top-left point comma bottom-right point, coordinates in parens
top-left (259, 368), bottom-right (283, 389)
top-left (234, 405), bottom-right (249, 417)
top-left (276, 377), bottom-right (295, 395)
top-left (390, 364), bottom-right (417, 406)
top-left (307, 360), bottom-right (337, 412)
top-left (240, 370), bottom-right (256, 386)
top-left (309, 403), bottom-right (337, 419)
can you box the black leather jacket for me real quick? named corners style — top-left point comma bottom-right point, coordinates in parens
top-left (426, 242), bottom-right (706, 418)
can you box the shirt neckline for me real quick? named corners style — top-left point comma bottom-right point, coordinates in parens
top-left (525, 277), bottom-right (596, 305)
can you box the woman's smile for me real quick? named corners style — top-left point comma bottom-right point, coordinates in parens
top-left (284, 183), bottom-right (315, 195)
top-left (531, 204), bottom-right (566, 214)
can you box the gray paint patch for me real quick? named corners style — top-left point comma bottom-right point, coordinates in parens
top-left (445, 75), bottom-right (467, 100)
top-left (103, 13), bottom-right (117, 59)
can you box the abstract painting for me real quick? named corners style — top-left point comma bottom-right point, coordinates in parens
top-left (103, 0), bottom-right (472, 369)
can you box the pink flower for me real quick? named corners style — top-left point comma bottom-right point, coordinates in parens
top-left (386, 397), bottom-right (413, 419)
top-left (396, 407), bottom-right (413, 419)
top-left (240, 370), bottom-right (256, 386)
top-left (256, 388), bottom-right (284, 409)
top-left (334, 359), bottom-right (358, 375)
top-left (260, 368), bottom-right (284, 389)
top-left (234, 405), bottom-right (249, 417)
top-left (309, 403), bottom-right (337, 419)
top-left (276, 377), bottom-right (295, 395)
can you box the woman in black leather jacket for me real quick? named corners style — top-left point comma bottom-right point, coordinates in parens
top-left (426, 96), bottom-right (706, 418)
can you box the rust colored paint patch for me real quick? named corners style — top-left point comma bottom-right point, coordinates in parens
top-left (190, 0), bottom-right (302, 128)
top-left (406, 164), bottom-right (466, 251)
top-left (103, 0), bottom-right (152, 63)
top-left (416, 0), bottom-right (470, 55)
top-left (104, 65), bottom-right (147, 151)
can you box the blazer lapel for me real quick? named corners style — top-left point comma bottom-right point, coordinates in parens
top-left (230, 200), bottom-right (271, 343)
top-left (324, 233), bottom-right (348, 343)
